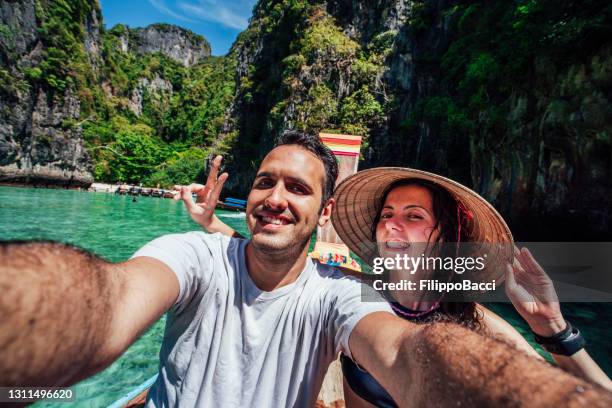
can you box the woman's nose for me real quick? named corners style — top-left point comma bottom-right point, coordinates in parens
top-left (384, 216), bottom-right (402, 232)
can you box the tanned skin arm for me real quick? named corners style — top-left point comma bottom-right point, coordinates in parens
top-left (0, 241), bottom-right (178, 387)
top-left (349, 312), bottom-right (612, 407)
top-left (506, 247), bottom-right (612, 389)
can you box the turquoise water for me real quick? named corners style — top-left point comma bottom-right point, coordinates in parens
top-left (0, 186), bottom-right (610, 406)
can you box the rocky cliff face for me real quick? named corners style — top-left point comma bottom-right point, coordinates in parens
top-left (117, 23), bottom-right (211, 67)
top-left (221, 0), bottom-right (612, 240)
top-left (486, 49), bottom-right (612, 240)
top-left (135, 24), bottom-right (210, 67)
top-left (0, 1), bottom-right (211, 187)
top-left (128, 75), bottom-right (173, 117)
top-left (0, 0), bottom-right (95, 187)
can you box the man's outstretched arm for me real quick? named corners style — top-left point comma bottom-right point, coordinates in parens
top-left (0, 241), bottom-right (179, 387)
top-left (349, 312), bottom-right (612, 407)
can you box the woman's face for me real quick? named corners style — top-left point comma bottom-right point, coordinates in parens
top-left (375, 184), bottom-right (440, 258)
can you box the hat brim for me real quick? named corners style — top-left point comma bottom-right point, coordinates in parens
top-left (331, 168), bottom-right (513, 283)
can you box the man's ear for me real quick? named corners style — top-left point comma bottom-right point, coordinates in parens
top-left (318, 198), bottom-right (335, 227)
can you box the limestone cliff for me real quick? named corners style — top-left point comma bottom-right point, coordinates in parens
top-left (0, 0), bottom-right (96, 186)
top-left (0, 1), bottom-right (212, 187)
top-left (111, 23), bottom-right (211, 67)
top-left (220, 0), bottom-right (612, 240)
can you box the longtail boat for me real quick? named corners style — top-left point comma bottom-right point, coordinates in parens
top-left (308, 133), bottom-right (363, 407)
top-left (215, 197), bottom-right (246, 212)
top-left (107, 375), bottom-right (156, 408)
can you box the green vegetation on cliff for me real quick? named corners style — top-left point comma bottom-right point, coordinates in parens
top-left (230, 1), bottom-right (392, 169)
top-left (409, 0), bottom-right (612, 143)
top-left (218, 0), bottom-right (611, 240)
top-left (30, 0), bottom-right (96, 93)
top-left (1, 0), bottom-right (233, 187)
top-left (84, 50), bottom-right (235, 186)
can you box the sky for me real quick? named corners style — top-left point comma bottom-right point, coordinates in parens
top-left (99, 0), bottom-right (257, 56)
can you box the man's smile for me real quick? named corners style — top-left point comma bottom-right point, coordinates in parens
top-left (261, 216), bottom-right (290, 225)
top-left (254, 211), bottom-right (294, 230)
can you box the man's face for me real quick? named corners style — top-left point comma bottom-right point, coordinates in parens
top-left (246, 145), bottom-right (329, 254)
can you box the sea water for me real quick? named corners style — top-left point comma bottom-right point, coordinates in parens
top-left (0, 186), bottom-right (609, 407)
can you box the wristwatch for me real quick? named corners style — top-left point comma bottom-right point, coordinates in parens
top-left (533, 321), bottom-right (586, 356)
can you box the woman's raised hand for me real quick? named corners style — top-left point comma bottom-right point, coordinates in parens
top-left (505, 246), bottom-right (567, 337)
top-left (173, 155), bottom-right (229, 230)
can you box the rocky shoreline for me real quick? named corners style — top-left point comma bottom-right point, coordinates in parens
top-left (0, 164), bottom-right (93, 188)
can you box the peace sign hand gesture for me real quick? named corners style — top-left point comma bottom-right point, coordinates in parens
top-left (505, 246), bottom-right (567, 337)
top-left (173, 155), bottom-right (229, 230)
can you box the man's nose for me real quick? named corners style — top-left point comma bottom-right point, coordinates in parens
top-left (264, 184), bottom-right (288, 210)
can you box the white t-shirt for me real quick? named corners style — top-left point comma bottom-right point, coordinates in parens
top-left (131, 232), bottom-right (392, 408)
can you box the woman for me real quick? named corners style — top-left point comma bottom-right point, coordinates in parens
top-left (176, 158), bottom-right (611, 407)
top-left (331, 167), bottom-right (611, 406)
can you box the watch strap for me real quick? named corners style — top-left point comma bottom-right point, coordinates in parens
top-left (533, 321), bottom-right (586, 356)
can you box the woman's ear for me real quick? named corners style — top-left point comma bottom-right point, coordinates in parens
top-left (318, 198), bottom-right (335, 227)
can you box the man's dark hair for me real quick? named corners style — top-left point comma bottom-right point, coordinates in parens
top-left (275, 130), bottom-right (339, 205)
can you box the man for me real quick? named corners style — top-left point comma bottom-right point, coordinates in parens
top-left (1, 131), bottom-right (611, 407)
top-left (127, 131), bottom-right (396, 406)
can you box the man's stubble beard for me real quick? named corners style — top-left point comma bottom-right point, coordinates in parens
top-left (248, 224), bottom-right (315, 259)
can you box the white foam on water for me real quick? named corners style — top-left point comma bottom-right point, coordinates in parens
top-left (217, 212), bottom-right (246, 218)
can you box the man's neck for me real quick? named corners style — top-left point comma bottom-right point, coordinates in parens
top-left (245, 242), bottom-right (310, 291)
